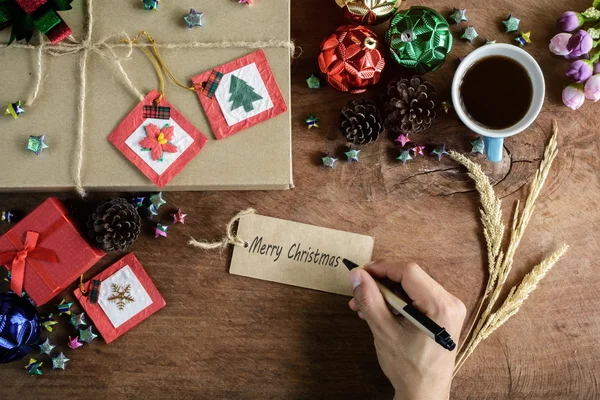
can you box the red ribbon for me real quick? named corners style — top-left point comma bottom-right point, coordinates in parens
top-left (0, 231), bottom-right (59, 296)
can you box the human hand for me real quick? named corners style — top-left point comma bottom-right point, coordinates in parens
top-left (348, 261), bottom-right (466, 400)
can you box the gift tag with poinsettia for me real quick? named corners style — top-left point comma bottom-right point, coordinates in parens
top-left (191, 50), bottom-right (287, 140)
top-left (74, 253), bottom-right (165, 344)
top-left (108, 90), bottom-right (208, 188)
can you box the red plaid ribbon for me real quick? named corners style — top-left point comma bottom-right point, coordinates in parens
top-left (143, 105), bottom-right (171, 120)
top-left (200, 70), bottom-right (223, 99)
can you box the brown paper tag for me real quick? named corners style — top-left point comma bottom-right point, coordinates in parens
top-left (230, 214), bottom-right (374, 296)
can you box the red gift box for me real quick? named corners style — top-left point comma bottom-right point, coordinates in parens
top-left (0, 198), bottom-right (105, 306)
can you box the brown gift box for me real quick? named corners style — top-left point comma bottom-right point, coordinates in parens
top-left (0, 0), bottom-right (292, 191)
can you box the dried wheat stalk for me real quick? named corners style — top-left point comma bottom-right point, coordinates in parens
top-left (450, 120), bottom-right (568, 375)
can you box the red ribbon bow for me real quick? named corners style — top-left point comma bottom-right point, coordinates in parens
top-left (0, 231), bottom-right (59, 296)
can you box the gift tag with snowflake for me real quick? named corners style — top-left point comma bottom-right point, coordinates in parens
top-left (74, 253), bottom-right (165, 344)
top-left (108, 90), bottom-right (208, 188)
top-left (192, 50), bottom-right (287, 140)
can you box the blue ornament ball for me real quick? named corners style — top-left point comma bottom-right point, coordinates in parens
top-left (0, 293), bottom-right (41, 364)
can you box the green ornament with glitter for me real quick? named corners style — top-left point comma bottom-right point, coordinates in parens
top-left (385, 6), bottom-right (453, 73)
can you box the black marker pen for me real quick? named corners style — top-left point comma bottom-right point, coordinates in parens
top-left (343, 259), bottom-right (456, 351)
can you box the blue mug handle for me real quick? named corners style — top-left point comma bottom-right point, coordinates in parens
top-left (483, 136), bottom-right (504, 163)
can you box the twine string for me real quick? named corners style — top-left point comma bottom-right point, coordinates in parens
top-left (2, 0), bottom-right (295, 196)
top-left (188, 208), bottom-right (257, 251)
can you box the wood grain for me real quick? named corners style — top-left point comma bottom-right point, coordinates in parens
top-left (1, 0), bottom-right (599, 398)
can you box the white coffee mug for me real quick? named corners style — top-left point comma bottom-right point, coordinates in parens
top-left (451, 44), bottom-right (545, 162)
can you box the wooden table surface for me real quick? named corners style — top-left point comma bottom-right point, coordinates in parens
top-left (1, 0), bottom-right (599, 399)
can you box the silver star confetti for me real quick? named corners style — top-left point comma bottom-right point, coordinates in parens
top-left (79, 326), bottom-right (98, 344)
top-left (450, 8), bottom-right (467, 24)
top-left (461, 26), bottom-right (478, 43)
top-left (70, 312), bottom-right (87, 329)
top-left (52, 352), bottom-right (70, 370)
top-left (39, 338), bottom-right (55, 356)
top-left (471, 137), bottom-right (485, 154)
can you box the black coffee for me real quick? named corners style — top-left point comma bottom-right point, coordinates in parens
top-left (460, 55), bottom-right (533, 130)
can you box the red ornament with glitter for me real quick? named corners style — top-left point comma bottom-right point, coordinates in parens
top-left (318, 25), bottom-right (385, 94)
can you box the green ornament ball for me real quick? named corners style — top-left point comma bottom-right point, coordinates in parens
top-left (385, 6), bottom-right (453, 73)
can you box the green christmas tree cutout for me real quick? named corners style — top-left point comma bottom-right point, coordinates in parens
top-left (228, 75), bottom-right (263, 113)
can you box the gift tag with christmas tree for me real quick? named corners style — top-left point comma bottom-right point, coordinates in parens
top-left (108, 90), bottom-right (208, 189)
top-left (192, 50), bottom-right (288, 140)
top-left (74, 253), bottom-right (165, 344)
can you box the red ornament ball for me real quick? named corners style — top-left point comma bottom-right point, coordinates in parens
top-left (318, 25), bottom-right (385, 94)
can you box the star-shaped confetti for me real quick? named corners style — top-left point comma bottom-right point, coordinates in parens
top-left (461, 26), bottom-right (478, 43)
top-left (397, 150), bottom-right (412, 165)
top-left (155, 223), bottom-right (168, 238)
top-left (4, 271), bottom-right (11, 283)
top-left (345, 148), bottom-right (360, 162)
top-left (39, 338), bottom-right (55, 356)
top-left (306, 74), bottom-right (321, 89)
top-left (149, 192), bottom-right (166, 210)
top-left (57, 298), bottom-right (74, 316)
top-left (142, 0), bottom-right (159, 11)
top-left (432, 145), bottom-right (449, 161)
top-left (503, 14), bottom-right (520, 32)
top-left (70, 312), bottom-right (87, 329)
top-left (515, 31), bottom-right (531, 47)
top-left (471, 137), bottom-right (485, 154)
top-left (52, 353), bottom-right (70, 370)
top-left (485, 38), bottom-right (497, 45)
top-left (449, 8), bottom-right (467, 24)
top-left (305, 115), bottom-right (319, 129)
top-left (411, 145), bottom-right (426, 157)
top-left (322, 155), bottom-right (337, 168)
top-left (5, 101), bottom-right (24, 119)
top-left (441, 101), bottom-right (452, 114)
top-left (1, 210), bottom-right (14, 223)
top-left (79, 326), bottom-right (98, 344)
top-left (171, 208), bottom-right (187, 224)
top-left (67, 336), bottom-right (83, 350)
top-left (40, 314), bottom-right (58, 332)
top-left (184, 8), bottom-right (204, 29)
top-left (395, 134), bottom-right (411, 147)
top-left (27, 135), bottom-right (49, 155)
top-left (25, 359), bottom-right (43, 376)
top-left (132, 196), bottom-right (145, 208)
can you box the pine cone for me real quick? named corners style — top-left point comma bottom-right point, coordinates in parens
top-left (384, 76), bottom-right (437, 135)
top-left (339, 99), bottom-right (383, 145)
top-left (87, 198), bottom-right (141, 252)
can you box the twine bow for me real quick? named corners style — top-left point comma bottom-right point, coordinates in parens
top-left (188, 208), bottom-right (256, 250)
top-left (0, 231), bottom-right (59, 296)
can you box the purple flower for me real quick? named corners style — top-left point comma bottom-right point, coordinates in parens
top-left (550, 33), bottom-right (572, 55)
top-left (556, 12), bottom-right (585, 32)
top-left (562, 84), bottom-right (585, 109)
top-left (584, 74), bottom-right (600, 101)
top-left (567, 30), bottom-right (594, 58)
top-left (566, 59), bottom-right (594, 82)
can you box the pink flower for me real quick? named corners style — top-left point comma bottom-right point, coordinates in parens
top-left (584, 74), bottom-right (600, 101)
top-left (566, 30), bottom-right (593, 59)
top-left (139, 123), bottom-right (178, 160)
top-left (549, 33), bottom-right (572, 56)
top-left (556, 12), bottom-right (585, 33)
top-left (566, 59), bottom-right (594, 82)
top-left (562, 84), bottom-right (585, 109)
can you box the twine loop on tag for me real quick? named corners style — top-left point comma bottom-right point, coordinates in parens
top-left (189, 208), bottom-right (256, 251)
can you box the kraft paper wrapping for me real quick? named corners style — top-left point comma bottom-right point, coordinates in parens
top-left (0, 0), bottom-right (292, 191)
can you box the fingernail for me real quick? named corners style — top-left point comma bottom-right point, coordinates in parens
top-left (349, 269), bottom-right (362, 289)
top-left (365, 260), bottom-right (376, 267)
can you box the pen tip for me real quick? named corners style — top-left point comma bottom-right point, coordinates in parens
top-left (343, 259), bottom-right (359, 271)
